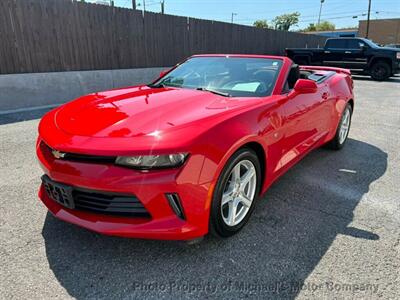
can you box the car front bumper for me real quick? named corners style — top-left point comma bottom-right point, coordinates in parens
top-left (393, 61), bottom-right (400, 74)
top-left (37, 139), bottom-right (214, 240)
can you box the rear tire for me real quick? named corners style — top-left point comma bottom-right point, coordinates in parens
top-left (209, 148), bottom-right (261, 238)
top-left (370, 61), bottom-right (391, 81)
top-left (326, 103), bottom-right (352, 150)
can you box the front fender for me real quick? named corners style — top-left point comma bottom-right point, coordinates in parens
top-left (194, 109), bottom-right (269, 208)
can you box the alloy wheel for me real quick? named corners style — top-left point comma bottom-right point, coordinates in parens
top-left (339, 107), bottom-right (351, 144)
top-left (220, 160), bottom-right (257, 227)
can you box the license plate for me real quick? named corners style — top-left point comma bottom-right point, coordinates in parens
top-left (42, 176), bottom-right (75, 209)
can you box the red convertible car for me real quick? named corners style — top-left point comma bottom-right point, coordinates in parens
top-left (37, 55), bottom-right (354, 240)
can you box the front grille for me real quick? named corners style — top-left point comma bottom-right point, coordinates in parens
top-left (42, 175), bottom-right (150, 218)
top-left (73, 188), bottom-right (150, 217)
top-left (40, 142), bottom-right (116, 164)
top-left (61, 153), bottom-right (116, 163)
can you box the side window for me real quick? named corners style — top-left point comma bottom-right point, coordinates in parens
top-left (347, 39), bottom-right (366, 50)
top-left (326, 39), bottom-right (347, 49)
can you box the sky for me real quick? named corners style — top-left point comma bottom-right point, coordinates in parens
top-left (97, 0), bottom-right (400, 30)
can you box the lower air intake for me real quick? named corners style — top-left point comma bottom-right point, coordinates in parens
top-left (165, 193), bottom-right (186, 220)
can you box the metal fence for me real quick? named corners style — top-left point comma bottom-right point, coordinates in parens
top-left (0, 0), bottom-right (326, 74)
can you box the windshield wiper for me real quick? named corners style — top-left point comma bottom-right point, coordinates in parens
top-left (196, 87), bottom-right (231, 97)
top-left (148, 83), bottom-right (166, 88)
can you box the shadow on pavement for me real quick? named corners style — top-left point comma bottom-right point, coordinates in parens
top-left (41, 139), bottom-right (387, 299)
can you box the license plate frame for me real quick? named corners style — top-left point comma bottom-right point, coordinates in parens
top-left (42, 176), bottom-right (75, 209)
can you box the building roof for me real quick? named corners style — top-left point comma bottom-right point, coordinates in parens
top-left (304, 28), bottom-right (358, 35)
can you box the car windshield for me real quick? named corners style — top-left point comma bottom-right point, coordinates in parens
top-left (150, 57), bottom-right (283, 97)
top-left (362, 39), bottom-right (380, 48)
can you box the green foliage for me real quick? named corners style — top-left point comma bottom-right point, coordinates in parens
top-left (272, 12), bottom-right (300, 31)
top-left (304, 21), bottom-right (336, 32)
top-left (304, 23), bottom-right (317, 31)
top-left (253, 19), bottom-right (269, 29)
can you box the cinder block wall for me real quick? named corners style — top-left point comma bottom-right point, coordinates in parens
top-left (0, 67), bottom-right (166, 112)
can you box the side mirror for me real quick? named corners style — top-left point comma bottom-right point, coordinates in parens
top-left (293, 79), bottom-right (318, 94)
top-left (361, 45), bottom-right (368, 51)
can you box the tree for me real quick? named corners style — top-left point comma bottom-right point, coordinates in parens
top-left (272, 12), bottom-right (300, 31)
top-left (253, 19), bottom-right (269, 29)
top-left (304, 21), bottom-right (335, 32)
top-left (304, 23), bottom-right (317, 32)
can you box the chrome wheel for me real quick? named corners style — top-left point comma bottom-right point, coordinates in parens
top-left (221, 160), bottom-right (257, 227)
top-left (339, 107), bottom-right (350, 144)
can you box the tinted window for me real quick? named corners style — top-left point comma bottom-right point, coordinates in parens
top-left (347, 39), bottom-right (367, 49)
top-left (326, 39), bottom-right (347, 49)
top-left (151, 57), bottom-right (283, 97)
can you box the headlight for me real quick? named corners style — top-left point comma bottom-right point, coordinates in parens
top-left (115, 153), bottom-right (188, 169)
top-left (397, 52), bottom-right (400, 59)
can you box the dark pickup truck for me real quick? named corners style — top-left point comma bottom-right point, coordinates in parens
top-left (286, 38), bottom-right (400, 81)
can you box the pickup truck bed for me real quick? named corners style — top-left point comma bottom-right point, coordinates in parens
top-left (286, 38), bottom-right (400, 81)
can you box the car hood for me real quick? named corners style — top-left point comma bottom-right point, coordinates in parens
top-left (381, 46), bottom-right (400, 52)
top-left (54, 85), bottom-right (262, 138)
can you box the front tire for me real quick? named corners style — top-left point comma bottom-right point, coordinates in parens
top-left (370, 61), bottom-right (391, 81)
top-left (209, 148), bottom-right (261, 237)
top-left (326, 103), bottom-right (352, 150)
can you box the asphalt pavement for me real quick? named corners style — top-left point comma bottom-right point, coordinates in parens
top-left (0, 76), bottom-right (399, 299)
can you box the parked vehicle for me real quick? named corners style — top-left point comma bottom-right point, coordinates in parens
top-left (286, 38), bottom-right (400, 81)
top-left (37, 55), bottom-right (354, 240)
top-left (384, 44), bottom-right (400, 49)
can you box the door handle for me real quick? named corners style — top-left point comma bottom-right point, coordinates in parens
top-left (321, 92), bottom-right (329, 100)
top-left (345, 51), bottom-right (351, 54)
top-left (324, 51), bottom-right (331, 53)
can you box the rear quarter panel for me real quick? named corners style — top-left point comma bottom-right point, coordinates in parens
top-left (323, 72), bottom-right (354, 140)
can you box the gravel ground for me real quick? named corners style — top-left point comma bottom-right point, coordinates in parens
top-left (0, 76), bottom-right (399, 299)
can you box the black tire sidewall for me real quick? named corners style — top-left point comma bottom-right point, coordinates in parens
top-left (371, 62), bottom-right (391, 81)
top-left (210, 148), bottom-right (262, 237)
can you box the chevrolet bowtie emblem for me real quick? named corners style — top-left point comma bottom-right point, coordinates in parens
top-left (52, 150), bottom-right (66, 159)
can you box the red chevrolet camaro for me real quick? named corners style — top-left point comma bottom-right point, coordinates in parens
top-left (37, 55), bottom-right (354, 240)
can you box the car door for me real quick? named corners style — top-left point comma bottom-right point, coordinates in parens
top-left (322, 39), bottom-right (347, 67)
top-left (341, 39), bottom-right (368, 69)
top-left (277, 80), bottom-right (330, 171)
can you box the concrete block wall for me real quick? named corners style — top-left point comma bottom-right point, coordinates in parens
top-left (0, 67), bottom-right (167, 113)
